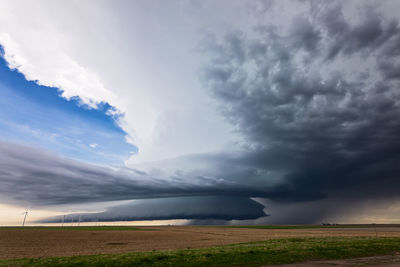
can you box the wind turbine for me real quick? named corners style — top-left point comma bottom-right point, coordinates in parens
top-left (21, 210), bottom-right (28, 227)
top-left (62, 215), bottom-right (65, 227)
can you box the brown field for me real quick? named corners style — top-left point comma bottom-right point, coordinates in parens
top-left (266, 254), bottom-right (400, 267)
top-left (2, 226), bottom-right (400, 259)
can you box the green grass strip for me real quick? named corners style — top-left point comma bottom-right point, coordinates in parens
top-left (1, 237), bottom-right (400, 267)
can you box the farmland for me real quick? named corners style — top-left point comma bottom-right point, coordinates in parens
top-left (1, 225), bottom-right (400, 266)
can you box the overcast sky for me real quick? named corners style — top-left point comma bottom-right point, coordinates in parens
top-left (1, 0), bottom-right (400, 225)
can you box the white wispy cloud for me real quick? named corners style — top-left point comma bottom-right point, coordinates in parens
top-left (89, 143), bottom-right (98, 149)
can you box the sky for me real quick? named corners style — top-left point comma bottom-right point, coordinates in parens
top-left (1, 0), bottom-right (400, 225)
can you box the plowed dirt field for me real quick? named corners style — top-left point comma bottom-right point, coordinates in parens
top-left (2, 226), bottom-right (400, 259)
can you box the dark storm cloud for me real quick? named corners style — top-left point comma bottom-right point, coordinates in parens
top-left (0, 140), bottom-right (271, 221)
top-left (3, 1), bottom-right (400, 224)
top-left (40, 196), bottom-right (266, 222)
top-left (0, 141), bottom-right (170, 206)
top-left (290, 16), bottom-right (321, 53)
top-left (0, 140), bottom-right (297, 207)
top-left (318, 4), bottom-right (400, 61)
top-left (201, 1), bottom-right (400, 219)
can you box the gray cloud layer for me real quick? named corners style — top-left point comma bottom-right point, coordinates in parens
top-left (0, 141), bottom-right (271, 221)
top-left (0, 141), bottom-right (260, 205)
top-left (0, 140), bottom-right (314, 206)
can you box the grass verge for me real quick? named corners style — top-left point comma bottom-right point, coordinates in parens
top-left (1, 237), bottom-right (400, 266)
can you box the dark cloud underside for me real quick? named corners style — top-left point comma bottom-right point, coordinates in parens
top-left (40, 196), bottom-right (266, 222)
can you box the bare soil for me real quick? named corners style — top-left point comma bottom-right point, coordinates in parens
top-left (1, 226), bottom-right (400, 259)
top-left (266, 253), bottom-right (400, 266)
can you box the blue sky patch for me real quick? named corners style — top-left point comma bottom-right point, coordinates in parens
top-left (0, 55), bottom-right (136, 165)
